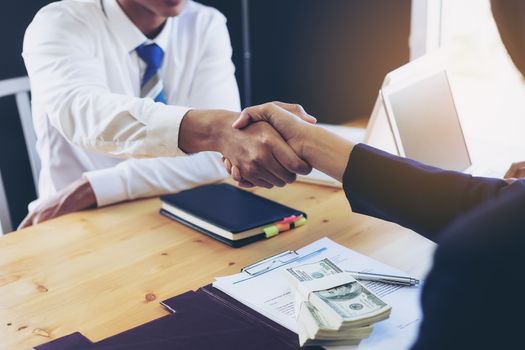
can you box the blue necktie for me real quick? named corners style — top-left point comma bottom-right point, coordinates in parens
top-left (136, 43), bottom-right (167, 104)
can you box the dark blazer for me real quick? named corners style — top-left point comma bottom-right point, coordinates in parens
top-left (343, 144), bottom-right (525, 350)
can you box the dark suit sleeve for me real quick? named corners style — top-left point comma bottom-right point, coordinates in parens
top-left (342, 144), bottom-right (509, 241)
top-left (410, 182), bottom-right (525, 350)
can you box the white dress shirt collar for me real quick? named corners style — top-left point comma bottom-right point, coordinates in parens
top-left (103, 0), bottom-right (173, 53)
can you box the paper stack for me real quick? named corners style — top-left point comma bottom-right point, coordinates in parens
top-left (284, 258), bottom-right (392, 347)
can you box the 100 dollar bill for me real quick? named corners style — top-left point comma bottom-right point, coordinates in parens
top-left (286, 258), bottom-right (391, 326)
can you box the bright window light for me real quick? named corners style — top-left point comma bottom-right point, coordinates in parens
top-left (439, 0), bottom-right (525, 168)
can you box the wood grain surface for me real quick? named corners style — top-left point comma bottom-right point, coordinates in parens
top-left (0, 181), bottom-right (435, 350)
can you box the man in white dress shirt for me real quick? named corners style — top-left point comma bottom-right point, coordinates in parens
top-left (20, 0), bottom-right (313, 227)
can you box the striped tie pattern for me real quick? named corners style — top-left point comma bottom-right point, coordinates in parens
top-left (136, 43), bottom-right (167, 104)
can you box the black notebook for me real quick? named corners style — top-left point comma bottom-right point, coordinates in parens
top-left (160, 183), bottom-right (307, 247)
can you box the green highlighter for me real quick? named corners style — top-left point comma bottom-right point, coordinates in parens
top-left (263, 215), bottom-right (307, 238)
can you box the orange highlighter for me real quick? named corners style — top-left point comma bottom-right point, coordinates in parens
top-left (263, 214), bottom-right (307, 238)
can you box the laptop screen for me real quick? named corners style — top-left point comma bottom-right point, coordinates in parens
top-left (381, 71), bottom-right (472, 172)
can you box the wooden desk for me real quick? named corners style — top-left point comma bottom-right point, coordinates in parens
top-left (0, 182), bottom-right (435, 350)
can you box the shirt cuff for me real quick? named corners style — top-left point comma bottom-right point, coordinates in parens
top-left (145, 103), bottom-right (191, 157)
top-left (83, 167), bottom-right (128, 207)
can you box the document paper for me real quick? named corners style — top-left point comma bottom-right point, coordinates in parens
top-left (213, 237), bottom-right (423, 350)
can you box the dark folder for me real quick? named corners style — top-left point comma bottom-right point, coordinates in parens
top-left (35, 285), bottom-right (321, 350)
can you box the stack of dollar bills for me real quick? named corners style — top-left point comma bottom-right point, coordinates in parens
top-left (284, 258), bottom-right (391, 347)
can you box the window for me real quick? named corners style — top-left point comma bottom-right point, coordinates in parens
top-left (411, 0), bottom-right (525, 168)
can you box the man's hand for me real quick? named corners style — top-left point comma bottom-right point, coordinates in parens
top-left (233, 102), bottom-right (317, 157)
top-left (18, 176), bottom-right (97, 229)
top-left (179, 109), bottom-right (313, 189)
top-left (504, 161), bottom-right (525, 179)
top-left (223, 102), bottom-right (316, 187)
top-left (226, 102), bottom-right (354, 183)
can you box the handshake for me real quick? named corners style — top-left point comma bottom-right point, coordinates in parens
top-left (179, 102), bottom-right (331, 189)
top-left (20, 102), bottom-right (353, 230)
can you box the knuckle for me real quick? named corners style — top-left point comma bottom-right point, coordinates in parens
top-left (276, 178), bottom-right (287, 187)
top-left (260, 135), bottom-right (273, 147)
top-left (232, 169), bottom-right (242, 181)
top-left (254, 147), bottom-right (270, 162)
top-left (289, 159), bottom-right (303, 172)
top-left (244, 165), bottom-right (258, 179)
top-left (304, 163), bottom-right (313, 173)
top-left (286, 173), bottom-right (297, 183)
top-left (295, 161), bottom-right (311, 174)
top-left (253, 179), bottom-right (265, 187)
top-left (252, 152), bottom-right (264, 164)
top-left (261, 103), bottom-right (272, 112)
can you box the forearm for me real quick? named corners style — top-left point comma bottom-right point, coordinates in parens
top-left (50, 90), bottom-right (188, 158)
top-left (342, 144), bottom-right (509, 240)
top-left (302, 125), bottom-right (355, 182)
top-left (178, 109), bottom-right (238, 154)
top-left (85, 153), bottom-right (227, 206)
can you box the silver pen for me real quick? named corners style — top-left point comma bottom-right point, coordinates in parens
top-left (345, 270), bottom-right (420, 286)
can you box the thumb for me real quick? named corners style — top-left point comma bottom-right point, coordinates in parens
top-left (272, 101), bottom-right (317, 124)
top-left (231, 104), bottom-right (269, 129)
top-left (231, 110), bottom-right (253, 129)
top-left (246, 103), bottom-right (308, 143)
top-left (232, 102), bottom-right (316, 129)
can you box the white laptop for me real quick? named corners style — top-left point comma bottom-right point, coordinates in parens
top-left (364, 53), bottom-right (448, 153)
top-left (380, 69), bottom-right (504, 176)
top-left (381, 70), bottom-right (472, 171)
top-left (298, 54), bottom-right (453, 187)
top-left (298, 54), bottom-right (503, 186)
